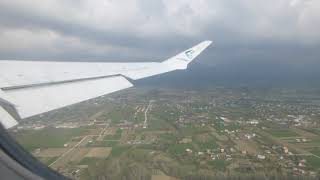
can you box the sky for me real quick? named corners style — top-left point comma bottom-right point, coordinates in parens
top-left (0, 0), bottom-right (319, 86)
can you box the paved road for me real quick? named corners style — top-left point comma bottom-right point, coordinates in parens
top-left (143, 100), bottom-right (153, 128)
top-left (49, 135), bottom-right (89, 168)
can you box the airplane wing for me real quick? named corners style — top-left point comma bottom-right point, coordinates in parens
top-left (0, 41), bottom-right (212, 128)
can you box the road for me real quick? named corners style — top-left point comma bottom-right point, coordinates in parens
top-left (49, 135), bottom-right (89, 168)
top-left (96, 124), bottom-right (109, 141)
top-left (143, 100), bottom-right (153, 128)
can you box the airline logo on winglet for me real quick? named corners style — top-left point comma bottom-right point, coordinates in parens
top-left (185, 49), bottom-right (195, 60)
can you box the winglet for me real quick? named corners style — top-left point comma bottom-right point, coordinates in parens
top-left (162, 40), bottom-right (212, 69)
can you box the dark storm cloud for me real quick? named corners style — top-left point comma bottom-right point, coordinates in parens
top-left (0, 0), bottom-right (319, 69)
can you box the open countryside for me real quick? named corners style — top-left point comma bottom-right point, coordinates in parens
top-left (10, 87), bottom-right (320, 179)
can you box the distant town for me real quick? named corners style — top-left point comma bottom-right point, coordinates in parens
top-left (10, 86), bottom-right (320, 180)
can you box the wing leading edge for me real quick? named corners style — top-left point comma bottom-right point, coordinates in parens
top-left (0, 41), bottom-right (212, 128)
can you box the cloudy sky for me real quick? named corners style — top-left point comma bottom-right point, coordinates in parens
top-left (0, 0), bottom-right (319, 85)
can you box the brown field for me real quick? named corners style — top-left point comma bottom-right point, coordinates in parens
top-left (69, 148), bottom-right (91, 162)
top-left (85, 147), bottom-right (112, 158)
top-left (33, 148), bottom-right (69, 157)
top-left (152, 170), bottom-right (179, 180)
top-left (234, 140), bottom-right (258, 154)
top-left (152, 175), bottom-right (178, 180)
top-left (50, 148), bottom-right (91, 169)
top-left (87, 128), bottom-right (103, 135)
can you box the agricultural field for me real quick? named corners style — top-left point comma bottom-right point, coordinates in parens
top-left (13, 127), bottom-right (89, 151)
top-left (10, 87), bottom-right (320, 179)
top-left (267, 129), bottom-right (300, 138)
top-left (85, 147), bottom-right (112, 158)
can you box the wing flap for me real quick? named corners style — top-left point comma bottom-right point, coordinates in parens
top-left (0, 60), bottom-right (156, 89)
top-left (0, 106), bottom-right (18, 129)
top-left (2, 76), bottom-right (133, 119)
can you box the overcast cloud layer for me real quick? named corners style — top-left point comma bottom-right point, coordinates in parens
top-left (0, 0), bottom-right (319, 86)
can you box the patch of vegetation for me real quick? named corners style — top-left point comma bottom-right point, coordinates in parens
top-left (106, 106), bottom-right (135, 124)
top-left (13, 127), bottom-right (88, 151)
top-left (225, 123), bottom-right (241, 131)
top-left (305, 156), bottom-right (320, 169)
top-left (208, 159), bottom-right (228, 171)
top-left (152, 105), bottom-right (180, 123)
top-left (147, 117), bottom-right (173, 131)
top-left (267, 129), bottom-right (300, 138)
top-left (104, 129), bottom-right (122, 140)
top-left (179, 125), bottom-right (210, 136)
top-left (168, 143), bottom-right (193, 156)
top-left (304, 128), bottom-right (320, 136)
top-left (193, 133), bottom-right (219, 150)
top-left (159, 133), bottom-right (177, 143)
top-left (310, 148), bottom-right (320, 157)
top-left (212, 118), bottom-right (225, 133)
top-left (79, 157), bottom-right (101, 165)
top-left (305, 139), bottom-right (320, 147)
top-left (126, 149), bottom-right (153, 162)
top-left (135, 112), bottom-right (145, 123)
top-left (196, 139), bottom-right (218, 150)
top-left (110, 145), bottom-right (130, 157)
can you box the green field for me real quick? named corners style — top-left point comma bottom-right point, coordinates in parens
top-left (135, 112), bottom-right (145, 123)
top-left (79, 157), bottom-right (101, 165)
top-left (208, 159), bottom-right (228, 171)
top-left (13, 127), bottom-right (88, 151)
top-left (306, 128), bottom-right (320, 136)
top-left (196, 139), bottom-right (218, 150)
top-left (310, 148), bottom-right (320, 157)
top-left (104, 129), bottom-right (122, 140)
top-left (106, 107), bottom-right (135, 124)
top-left (225, 123), bottom-right (241, 131)
top-left (193, 133), bottom-right (219, 150)
top-left (147, 116), bottom-right (173, 130)
top-left (179, 125), bottom-right (210, 136)
top-left (305, 156), bottom-right (320, 169)
top-left (110, 145), bottom-right (131, 157)
top-left (38, 156), bottom-right (59, 165)
top-left (159, 133), bottom-right (177, 143)
top-left (305, 139), bottom-right (320, 146)
top-left (168, 143), bottom-right (193, 156)
top-left (267, 129), bottom-right (300, 138)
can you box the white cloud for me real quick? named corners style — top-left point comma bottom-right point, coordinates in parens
top-left (0, 0), bottom-right (320, 61)
top-left (290, 0), bottom-right (301, 7)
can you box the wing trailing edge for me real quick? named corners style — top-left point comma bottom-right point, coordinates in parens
top-left (0, 40), bottom-right (212, 128)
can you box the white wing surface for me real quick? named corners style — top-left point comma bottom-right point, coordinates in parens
top-left (0, 41), bottom-right (212, 128)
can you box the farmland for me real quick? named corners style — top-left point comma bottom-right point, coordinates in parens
top-left (10, 87), bottom-right (320, 179)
